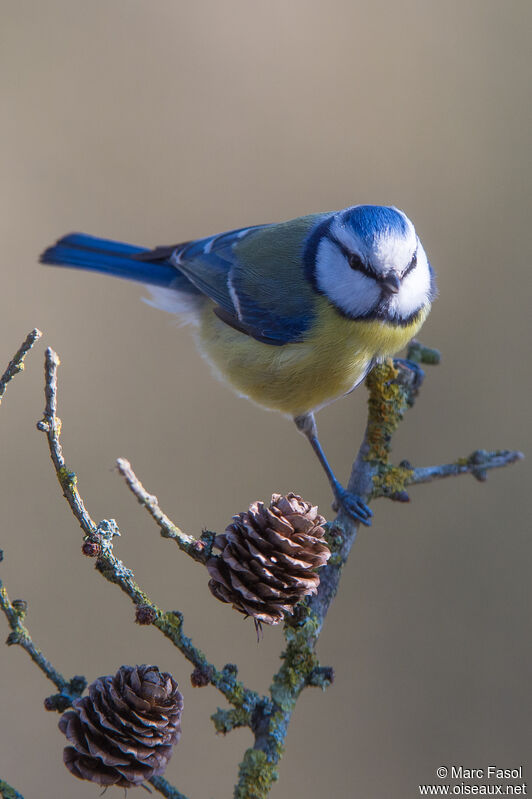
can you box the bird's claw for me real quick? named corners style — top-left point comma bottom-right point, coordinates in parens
top-left (393, 358), bottom-right (425, 390)
top-left (332, 484), bottom-right (373, 526)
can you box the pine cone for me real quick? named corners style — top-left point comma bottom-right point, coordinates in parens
top-left (59, 664), bottom-right (183, 787)
top-left (207, 493), bottom-right (330, 625)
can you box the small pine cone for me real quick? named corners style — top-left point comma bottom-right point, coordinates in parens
top-left (207, 493), bottom-right (330, 625)
top-left (59, 664), bottom-right (183, 788)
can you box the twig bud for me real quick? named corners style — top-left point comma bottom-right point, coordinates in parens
top-left (44, 693), bottom-right (72, 712)
top-left (190, 664), bottom-right (214, 687)
top-left (135, 604), bottom-right (157, 625)
top-left (81, 540), bottom-right (101, 557)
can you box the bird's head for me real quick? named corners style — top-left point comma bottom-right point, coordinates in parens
top-left (308, 205), bottom-right (436, 324)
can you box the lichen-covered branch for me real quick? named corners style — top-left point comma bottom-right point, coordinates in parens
top-left (116, 458), bottom-right (211, 563)
top-left (95, 541), bottom-right (262, 707)
top-left (0, 328), bottom-right (42, 404)
top-left (232, 358), bottom-right (428, 797)
top-left (148, 776), bottom-right (190, 799)
top-left (0, 337), bottom-right (193, 799)
top-left (37, 346), bottom-right (261, 711)
top-left (3, 329), bottom-right (522, 799)
top-left (232, 346), bottom-right (523, 798)
top-left (0, 335), bottom-right (86, 715)
top-left (38, 340), bottom-right (522, 799)
top-left (0, 574), bottom-right (68, 693)
top-left (1, 555), bottom-right (186, 799)
top-left (409, 449), bottom-right (524, 485)
top-left (0, 778), bottom-right (24, 799)
top-left (0, 556), bottom-right (87, 710)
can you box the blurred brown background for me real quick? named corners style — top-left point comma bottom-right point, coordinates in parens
top-left (1, 2), bottom-right (531, 797)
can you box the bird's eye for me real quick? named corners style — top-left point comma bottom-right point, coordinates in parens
top-left (348, 253), bottom-right (365, 271)
top-left (403, 251), bottom-right (417, 278)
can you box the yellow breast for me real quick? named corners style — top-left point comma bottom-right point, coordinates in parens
top-left (197, 297), bottom-right (429, 417)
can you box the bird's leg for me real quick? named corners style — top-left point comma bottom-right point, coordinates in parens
top-left (293, 413), bottom-right (372, 526)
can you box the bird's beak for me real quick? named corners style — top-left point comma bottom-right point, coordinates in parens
top-left (381, 273), bottom-right (400, 295)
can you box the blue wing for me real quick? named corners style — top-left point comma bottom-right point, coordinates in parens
top-left (169, 214), bottom-right (328, 345)
top-left (169, 225), bottom-right (266, 317)
top-left (41, 214), bottom-right (330, 346)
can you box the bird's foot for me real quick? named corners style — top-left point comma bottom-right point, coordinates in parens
top-left (332, 482), bottom-right (373, 526)
top-left (393, 358), bottom-right (425, 390)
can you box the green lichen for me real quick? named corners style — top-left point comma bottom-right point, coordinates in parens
top-left (365, 360), bottom-right (407, 463)
top-left (324, 522), bottom-right (346, 566)
top-left (159, 611), bottom-right (255, 708)
top-left (372, 464), bottom-right (414, 498)
top-left (326, 552), bottom-right (343, 567)
top-left (0, 779), bottom-right (24, 799)
top-left (276, 646), bottom-right (318, 695)
top-left (324, 523), bottom-right (343, 553)
top-left (162, 609), bottom-right (184, 631)
top-left (407, 340), bottom-right (441, 365)
top-left (211, 706), bottom-right (251, 734)
top-left (308, 665), bottom-right (334, 689)
top-left (10, 599), bottom-right (27, 619)
top-left (234, 750), bottom-right (279, 799)
top-left (270, 609), bottom-right (321, 709)
top-left (266, 709), bottom-right (289, 754)
top-left (57, 465), bottom-right (77, 490)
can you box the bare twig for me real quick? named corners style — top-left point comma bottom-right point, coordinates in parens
top-left (409, 449), bottom-right (524, 485)
top-left (0, 328), bottom-right (42, 404)
top-left (37, 348), bottom-right (97, 536)
top-left (116, 458), bottom-right (209, 562)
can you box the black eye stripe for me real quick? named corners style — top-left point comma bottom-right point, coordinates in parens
top-left (328, 234), bottom-right (418, 282)
top-left (329, 235), bottom-right (374, 277)
top-left (328, 235), bottom-right (352, 261)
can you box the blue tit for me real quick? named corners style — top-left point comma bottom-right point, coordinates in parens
top-left (41, 205), bottom-right (436, 524)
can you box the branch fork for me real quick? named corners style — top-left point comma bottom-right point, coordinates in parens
top-left (0, 331), bottom-right (523, 799)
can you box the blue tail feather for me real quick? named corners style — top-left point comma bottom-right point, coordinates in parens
top-left (40, 232), bottom-right (182, 289)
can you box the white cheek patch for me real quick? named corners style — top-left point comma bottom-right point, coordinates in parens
top-left (315, 238), bottom-right (381, 317)
top-left (389, 245), bottom-right (432, 319)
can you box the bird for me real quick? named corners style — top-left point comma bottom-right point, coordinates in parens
top-left (41, 204), bottom-right (436, 525)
